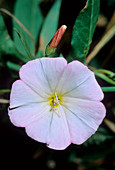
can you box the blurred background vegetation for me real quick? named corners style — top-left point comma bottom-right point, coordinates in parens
top-left (0, 0), bottom-right (115, 169)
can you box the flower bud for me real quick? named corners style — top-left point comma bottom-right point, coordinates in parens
top-left (45, 25), bottom-right (67, 56)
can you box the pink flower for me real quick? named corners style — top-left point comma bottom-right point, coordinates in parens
top-left (8, 57), bottom-right (106, 150)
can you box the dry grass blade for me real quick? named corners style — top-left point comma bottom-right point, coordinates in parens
top-left (104, 118), bottom-right (115, 133)
top-left (106, 11), bottom-right (115, 32)
top-left (0, 99), bottom-right (9, 104)
top-left (86, 25), bottom-right (115, 64)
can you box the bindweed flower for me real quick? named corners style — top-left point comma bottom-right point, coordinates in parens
top-left (8, 57), bottom-right (106, 150)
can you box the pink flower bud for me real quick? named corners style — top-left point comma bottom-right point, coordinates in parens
top-left (45, 25), bottom-right (67, 56)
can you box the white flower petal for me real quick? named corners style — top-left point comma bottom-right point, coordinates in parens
top-left (63, 98), bottom-right (106, 144)
top-left (64, 73), bottom-right (104, 101)
top-left (56, 60), bottom-right (92, 95)
top-left (8, 102), bottom-right (50, 127)
top-left (25, 113), bottom-right (52, 144)
top-left (9, 80), bottom-right (46, 108)
top-left (20, 57), bottom-right (67, 97)
top-left (63, 107), bottom-right (95, 144)
top-left (26, 106), bottom-right (71, 150)
top-left (47, 106), bottom-right (71, 150)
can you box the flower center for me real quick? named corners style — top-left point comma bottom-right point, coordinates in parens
top-left (48, 92), bottom-right (63, 107)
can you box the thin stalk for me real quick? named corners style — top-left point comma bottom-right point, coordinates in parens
top-left (86, 25), bottom-right (115, 64)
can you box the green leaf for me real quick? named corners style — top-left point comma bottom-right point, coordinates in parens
top-left (94, 69), bottom-right (115, 78)
top-left (82, 146), bottom-right (115, 162)
top-left (0, 14), bottom-right (27, 62)
top-left (36, 50), bottom-right (44, 58)
top-left (38, 0), bottom-right (61, 55)
top-left (94, 72), bottom-right (115, 85)
top-left (13, 0), bottom-right (43, 56)
top-left (102, 86), bottom-right (115, 92)
top-left (68, 0), bottom-right (100, 63)
top-left (94, 69), bottom-right (115, 85)
top-left (84, 127), bottom-right (114, 147)
top-left (14, 28), bottom-right (33, 60)
top-left (6, 61), bottom-right (21, 71)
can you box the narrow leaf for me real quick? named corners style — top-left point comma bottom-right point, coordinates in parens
top-left (84, 127), bottom-right (113, 146)
top-left (68, 0), bottom-right (100, 63)
top-left (0, 14), bottom-right (27, 62)
top-left (39, 0), bottom-right (61, 55)
top-left (94, 69), bottom-right (115, 78)
top-left (101, 86), bottom-right (115, 92)
top-left (6, 61), bottom-right (21, 71)
top-left (14, 28), bottom-right (33, 60)
top-left (13, 0), bottom-right (43, 56)
top-left (36, 50), bottom-right (44, 58)
top-left (95, 72), bottom-right (115, 85)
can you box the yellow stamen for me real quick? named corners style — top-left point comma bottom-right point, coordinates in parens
top-left (48, 93), bottom-right (63, 107)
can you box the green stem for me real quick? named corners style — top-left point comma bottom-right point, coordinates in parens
top-left (0, 89), bottom-right (11, 93)
top-left (94, 72), bottom-right (115, 85)
top-left (102, 86), bottom-right (115, 92)
top-left (94, 69), bottom-right (115, 77)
